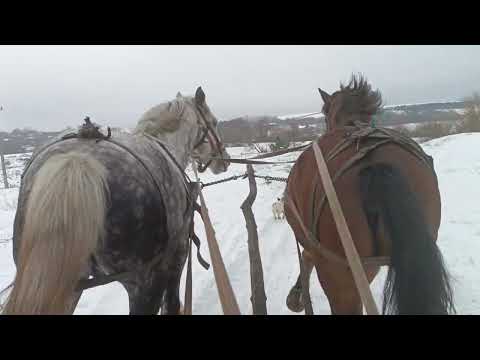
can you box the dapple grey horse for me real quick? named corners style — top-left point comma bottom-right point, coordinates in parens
top-left (2, 87), bottom-right (230, 314)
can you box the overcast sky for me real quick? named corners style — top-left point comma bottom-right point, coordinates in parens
top-left (1, 45), bottom-right (479, 131)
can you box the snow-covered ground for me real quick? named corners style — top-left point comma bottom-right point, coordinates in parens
top-left (0, 134), bottom-right (479, 314)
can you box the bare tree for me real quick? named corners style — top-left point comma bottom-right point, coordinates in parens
top-left (457, 92), bottom-right (480, 133)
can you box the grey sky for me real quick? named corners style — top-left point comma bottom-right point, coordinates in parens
top-left (1, 45), bottom-right (479, 131)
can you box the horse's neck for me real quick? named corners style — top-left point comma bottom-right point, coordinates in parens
top-left (133, 100), bottom-right (199, 170)
top-left (147, 125), bottom-right (197, 170)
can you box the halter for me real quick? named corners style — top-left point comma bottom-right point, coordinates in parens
top-left (191, 104), bottom-right (227, 173)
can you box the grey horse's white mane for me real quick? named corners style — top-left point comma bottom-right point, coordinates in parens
top-left (131, 92), bottom-right (214, 170)
top-left (134, 93), bottom-right (196, 137)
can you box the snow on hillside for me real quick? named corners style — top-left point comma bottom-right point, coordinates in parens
top-left (0, 133), bottom-right (480, 314)
top-left (277, 112), bottom-right (323, 120)
top-left (437, 108), bottom-right (467, 115)
top-left (383, 100), bottom-right (465, 108)
top-left (387, 123), bottom-right (420, 131)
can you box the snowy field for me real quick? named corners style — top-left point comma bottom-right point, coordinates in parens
top-left (1, 133), bottom-right (480, 314)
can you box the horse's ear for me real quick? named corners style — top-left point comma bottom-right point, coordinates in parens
top-left (195, 86), bottom-right (206, 106)
top-left (318, 88), bottom-right (331, 105)
top-left (176, 92), bottom-right (182, 99)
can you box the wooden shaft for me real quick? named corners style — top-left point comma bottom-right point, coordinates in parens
top-left (184, 237), bottom-right (193, 315)
top-left (311, 142), bottom-right (379, 315)
top-left (193, 164), bottom-right (241, 315)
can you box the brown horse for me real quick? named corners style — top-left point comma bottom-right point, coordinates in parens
top-left (284, 75), bottom-right (455, 315)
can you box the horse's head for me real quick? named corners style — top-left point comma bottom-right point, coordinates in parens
top-left (318, 74), bottom-right (383, 132)
top-left (186, 87), bottom-right (231, 174)
top-left (135, 87), bottom-right (230, 174)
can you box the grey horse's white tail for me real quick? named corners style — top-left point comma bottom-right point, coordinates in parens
top-left (2, 152), bottom-right (109, 314)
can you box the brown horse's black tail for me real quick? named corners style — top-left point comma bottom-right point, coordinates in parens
top-left (359, 163), bottom-right (455, 315)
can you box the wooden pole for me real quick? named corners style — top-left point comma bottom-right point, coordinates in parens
top-left (311, 142), bottom-right (379, 315)
top-left (192, 164), bottom-right (241, 315)
top-left (1, 153), bottom-right (9, 189)
top-left (183, 182), bottom-right (202, 315)
top-left (184, 237), bottom-right (193, 315)
top-left (241, 164), bottom-right (268, 315)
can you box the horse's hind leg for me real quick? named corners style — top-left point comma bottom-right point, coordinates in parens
top-left (67, 273), bottom-right (90, 314)
top-left (315, 261), bottom-right (380, 315)
top-left (161, 267), bottom-right (184, 315)
top-left (67, 289), bottom-right (84, 314)
top-left (161, 242), bottom-right (189, 315)
top-left (123, 273), bottom-right (168, 315)
top-left (286, 249), bottom-right (315, 313)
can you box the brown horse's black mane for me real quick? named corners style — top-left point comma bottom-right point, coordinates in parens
top-left (324, 74), bottom-right (383, 127)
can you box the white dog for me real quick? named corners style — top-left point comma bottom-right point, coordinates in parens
top-left (272, 197), bottom-right (285, 220)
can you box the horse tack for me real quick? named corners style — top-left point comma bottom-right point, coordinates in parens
top-left (311, 125), bottom-right (436, 227)
top-left (203, 142), bottom-right (309, 167)
top-left (23, 118), bottom-right (195, 210)
top-left (285, 194), bottom-right (389, 269)
top-left (292, 124), bottom-right (435, 268)
top-left (142, 133), bottom-right (195, 210)
top-left (309, 138), bottom-right (392, 234)
top-left (192, 104), bottom-right (227, 173)
top-left (22, 118), bottom-right (111, 180)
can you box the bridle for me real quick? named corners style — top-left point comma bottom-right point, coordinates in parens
top-left (191, 104), bottom-right (227, 173)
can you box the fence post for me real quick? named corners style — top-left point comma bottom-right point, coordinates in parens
top-left (241, 164), bottom-right (268, 315)
top-left (1, 153), bottom-right (9, 189)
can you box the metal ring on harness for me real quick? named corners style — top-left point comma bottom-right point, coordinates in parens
top-left (197, 159), bottom-right (212, 173)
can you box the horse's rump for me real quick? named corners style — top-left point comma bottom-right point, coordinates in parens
top-left (13, 131), bottom-right (192, 280)
top-left (285, 124), bottom-right (441, 261)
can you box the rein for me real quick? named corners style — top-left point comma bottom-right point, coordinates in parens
top-left (199, 143), bottom-right (311, 166)
top-left (192, 104), bottom-right (226, 173)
